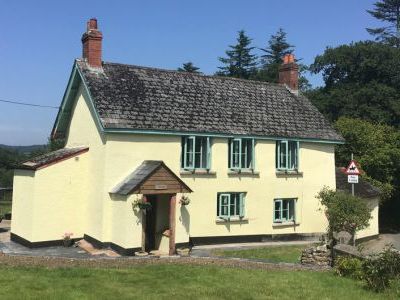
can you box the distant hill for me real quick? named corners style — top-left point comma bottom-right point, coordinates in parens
top-left (0, 144), bottom-right (46, 155)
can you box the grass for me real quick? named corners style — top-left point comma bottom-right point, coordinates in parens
top-left (0, 264), bottom-right (398, 299)
top-left (212, 244), bottom-right (311, 263)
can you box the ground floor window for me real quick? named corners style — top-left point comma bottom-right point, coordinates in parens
top-left (217, 193), bottom-right (245, 219)
top-left (273, 198), bottom-right (295, 223)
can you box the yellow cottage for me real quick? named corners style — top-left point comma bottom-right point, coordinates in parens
top-left (11, 19), bottom-right (378, 255)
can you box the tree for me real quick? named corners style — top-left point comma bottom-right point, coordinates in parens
top-left (177, 62), bottom-right (200, 73)
top-left (317, 187), bottom-right (372, 244)
top-left (334, 117), bottom-right (400, 200)
top-left (217, 30), bottom-right (258, 79)
top-left (256, 28), bottom-right (311, 91)
top-left (367, 0), bottom-right (400, 47)
top-left (308, 41), bottom-right (400, 126)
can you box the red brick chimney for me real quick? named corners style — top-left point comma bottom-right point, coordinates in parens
top-left (81, 18), bottom-right (103, 68)
top-left (278, 54), bottom-right (299, 93)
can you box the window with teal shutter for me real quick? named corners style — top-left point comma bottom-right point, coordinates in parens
top-left (217, 192), bottom-right (246, 219)
top-left (182, 136), bottom-right (211, 170)
top-left (276, 140), bottom-right (299, 170)
top-left (229, 138), bottom-right (254, 170)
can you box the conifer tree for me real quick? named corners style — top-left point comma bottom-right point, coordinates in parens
top-left (367, 0), bottom-right (400, 47)
top-left (217, 30), bottom-right (258, 79)
top-left (177, 62), bottom-right (200, 73)
top-left (257, 28), bottom-right (310, 91)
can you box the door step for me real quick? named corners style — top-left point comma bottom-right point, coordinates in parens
top-left (77, 239), bottom-right (120, 257)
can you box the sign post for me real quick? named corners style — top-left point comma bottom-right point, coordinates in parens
top-left (345, 154), bottom-right (360, 196)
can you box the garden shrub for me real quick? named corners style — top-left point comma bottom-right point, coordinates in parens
top-left (362, 246), bottom-right (400, 292)
top-left (317, 187), bottom-right (372, 244)
top-left (334, 256), bottom-right (363, 280)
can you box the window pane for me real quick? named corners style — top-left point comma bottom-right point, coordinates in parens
top-left (241, 140), bottom-right (247, 168)
top-left (232, 140), bottom-right (240, 168)
top-left (235, 194), bottom-right (240, 216)
top-left (289, 199), bottom-right (295, 220)
top-left (288, 141), bottom-right (297, 169)
top-left (274, 200), bottom-right (281, 221)
top-left (279, 141), bottom-right (287, 169)
top-left (201, 138), bottom-right (208, 168)
top-left (185, 137), bottom-right (194, 168)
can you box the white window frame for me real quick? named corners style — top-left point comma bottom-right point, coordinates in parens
top-left (273, 198), bottom-right (296, 223)
top-left (217, 193), bottom-right (245, 220)
top-left (182, 136), bottom-right (211, 170)
top-left (276, 140), bottom-right (299, 171)
top-left (229, 138), bottom-right (255, 170)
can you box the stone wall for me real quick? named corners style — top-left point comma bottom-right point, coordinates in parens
top-left (301, 244), bottom-right (332, 267)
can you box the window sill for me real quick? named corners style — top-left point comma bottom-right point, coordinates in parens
top-left (228, 170), bottom-right (260, 176)
top-left (216, 218), bottom-right (249, 224)
top-left (180, 169), bottom-right (216, 176)
top-left (275, 170), bottom-right (303, 177)
top-left (272, 222), bottom-right (300, 228)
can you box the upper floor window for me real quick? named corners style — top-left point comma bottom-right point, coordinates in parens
top-left (228, 138), bottom-right (255, 170)
top-left (276, 140), bottom-right (299, 170)
top-left (181, 136), bottom-right (211, 170)
top-left (217, 192), bottom-right (245, 219)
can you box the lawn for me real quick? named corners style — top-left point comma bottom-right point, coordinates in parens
top-left (0, 264), bottom-right (398, 299)
top-left (212, 244), bottom-right (311, 263)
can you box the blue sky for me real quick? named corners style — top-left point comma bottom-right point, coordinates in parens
top-left (0, 0), bottom-right (379, 145)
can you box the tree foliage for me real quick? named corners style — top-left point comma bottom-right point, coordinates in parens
top-left (308, 41), bottom-right (400, 126)
top-left (334, 117), bottom-right (400, 200)
top-left (177, 62), bottom-right (201, 73)
top-left (256, 28), bottom-right (310, 91)
top-left (317, 187), bottom-right (372, 239)
top-left (367, 0), bottom-right (400, 47)
top-left (217, 30), bottom-right (258, 79)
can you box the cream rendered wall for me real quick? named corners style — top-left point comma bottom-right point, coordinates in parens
top-left (65, 84), bottom-right (106, 242)
top-left (29, 153), bottom-right (88, 242)
top-left (11, 170), bottom-right (35, 240)
top-left (103, 134), bottom-right (336, 249)
top-left (356, 197), bottom-right (379, 239)
top-left (103, 134), bottom-right (187, 249)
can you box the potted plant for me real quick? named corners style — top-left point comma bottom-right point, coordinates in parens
top-left (62, 232), bottom-right (74, 247)
top-left (132, 197), bottom-right (152, 210)
top-left (180, 195), bottom-right (190, 206)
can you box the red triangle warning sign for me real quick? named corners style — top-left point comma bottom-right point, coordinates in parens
top-left (345, 160), bottom-right (360, 175)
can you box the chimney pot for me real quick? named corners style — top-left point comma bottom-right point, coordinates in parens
top-left (279, 53), bottom-right (299, 93)
top-left (81, 18), bottom-right (103, 68)
top-left (87, 18), bottom-right (98, 30)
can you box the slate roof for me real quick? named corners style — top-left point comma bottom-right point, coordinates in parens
top-left (76, 60), bottom-right (343, 142)
top-left (110, 160), bottom-right (192, 195)
top-left (336, 168), bottom-right (381, 199)
top-left (18, 147), bottom-right (88, 170)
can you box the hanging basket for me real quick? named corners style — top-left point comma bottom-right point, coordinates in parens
top-left (180, 195), bottom-right (191, 206)
top-left (133, 197), bottom-right (152, 211)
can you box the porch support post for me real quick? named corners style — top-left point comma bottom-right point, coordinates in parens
top-left (169, 194), bottom-right (176, 255)
top-left (141, 195), bottom-right (147, 252)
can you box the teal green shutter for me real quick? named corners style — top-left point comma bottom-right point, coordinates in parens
top-left (183, 137), bottom-right (188, 168)
top-left (296, 141), bottom-right (300, 170)
top-left (206, 137), bottom-right (211, 170)
top-left (251, 139), bottom-right (255, 170)
top-left (239, 193), bottom-right (245, 218)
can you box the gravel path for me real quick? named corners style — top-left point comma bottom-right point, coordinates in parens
top-left (0, 253), bottom-right (329, 271)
